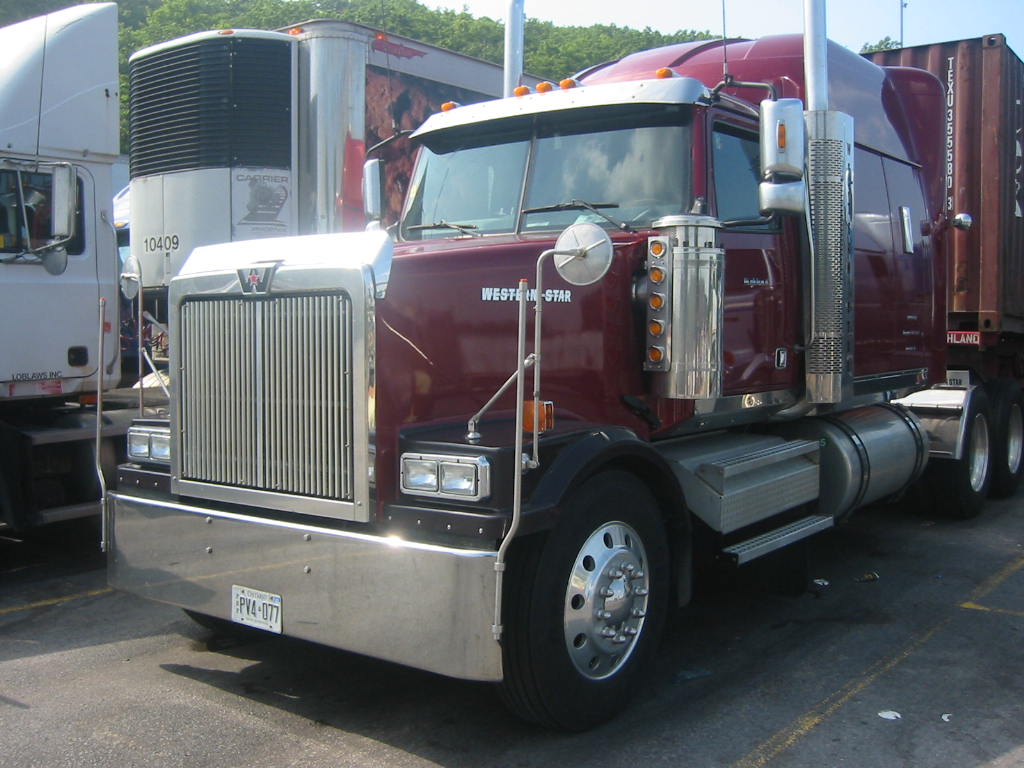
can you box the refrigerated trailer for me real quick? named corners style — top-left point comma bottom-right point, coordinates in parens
top-left (127, 19), bottom-right (528, 332)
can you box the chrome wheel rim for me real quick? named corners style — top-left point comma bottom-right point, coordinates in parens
top-left (563, 521), bottom-right (649, 680)
top-left (1006, 402), bottom-right (1023, 475)
top-left (969, 412), bottom-right (991, 493)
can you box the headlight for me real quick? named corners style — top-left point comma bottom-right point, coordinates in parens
top-left (127, 423), bottom-right (171, 465)
top-left (401, 453), bottom-right (490, 501)
top-left (127, 429), bottom-right (151, 459)
top-left (403, 458), bottom-right (439, 492)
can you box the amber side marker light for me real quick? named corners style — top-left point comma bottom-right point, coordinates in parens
top-left (647, 347), bottom-right (665, 364)
top-left (649, 293), bottom-right (665, 310)
top-left (513, 85), bottom-right (531, 97)
top-left (655, 67), bottom-right (675, 78)
top-left (559, 78), bottom-right (578, 90)
top-left (217, 29), bottom-right (235, 35)
top-left (649, 240), bottom-right (666, 257)
top-left (288, 27), bottom-right (304, 35)
top-left (536, 81), bottom-right (554, 93)
top-left (524, 400), bottom-right (555, 433)
top-left (441, 101), bottom-right (460, 112)
top-left (648, 320), bottom-right (665, 336)
top-left (649, 266), bottom-right (666, 284)
top-left (777, 121), bottom-right (788, 150)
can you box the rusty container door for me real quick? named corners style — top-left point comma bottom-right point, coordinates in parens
top-left (869, 35), bottom-right (1024, 335)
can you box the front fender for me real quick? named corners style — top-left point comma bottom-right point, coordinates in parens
top-left (524, 426), bottom-right (693, 605)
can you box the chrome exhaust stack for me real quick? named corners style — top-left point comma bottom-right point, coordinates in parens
top-left (802, 0), bottom-right (854, 404)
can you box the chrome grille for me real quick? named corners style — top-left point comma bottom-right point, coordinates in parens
top-left (179, 293), bottom-right (354, 500)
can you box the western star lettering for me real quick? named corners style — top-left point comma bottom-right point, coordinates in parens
top-left (481, 287), bottom-right (572, 303)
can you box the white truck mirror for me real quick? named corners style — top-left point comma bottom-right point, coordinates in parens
top-left (362, 158), bottom-right (384, 226)
top-left (50, 163), bottom-right (76, 240)
top-left (120, 253), bottom-right (142, 300)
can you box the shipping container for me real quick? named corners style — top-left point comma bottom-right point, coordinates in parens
top-left (869, 35), bottom-right (1024, 345)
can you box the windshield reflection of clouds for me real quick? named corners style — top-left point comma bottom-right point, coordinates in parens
top-left (403, 121), bottom-right (689, 239)
top-left (528, 126), bottom-right (679, 217)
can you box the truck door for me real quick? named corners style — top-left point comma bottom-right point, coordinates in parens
top-left (882, 156), bottom-right (935, 375)
top-left (710, 119), bottom-right (801, 393)
top-left (0, 167), bottom-right (103, 396)
top-left (851, 148), bottom-right (936, 381)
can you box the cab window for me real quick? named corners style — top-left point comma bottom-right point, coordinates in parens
top-left (712, 124), bottom-right (774, 229)
top-left (0, 170), bottom-right (84, 255)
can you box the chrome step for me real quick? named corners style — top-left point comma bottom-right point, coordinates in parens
top-left (660, 434), bottom-right (820, 534)
top-left (722, 514), bottom-right (834, 565)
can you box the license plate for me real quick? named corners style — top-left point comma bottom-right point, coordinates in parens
top-left (231, 585), bottom-right (282, 633)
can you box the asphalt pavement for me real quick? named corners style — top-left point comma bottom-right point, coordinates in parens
top-left (1, 492), bottom-right (1022, 767)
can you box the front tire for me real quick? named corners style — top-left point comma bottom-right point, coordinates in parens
top-left (499, 470), bottom-right (669, 730)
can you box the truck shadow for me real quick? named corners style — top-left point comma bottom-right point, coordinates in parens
top-left (151, 492), bottom-right (1020, 763)
top-left (0, 517), bottom-right (105, 585)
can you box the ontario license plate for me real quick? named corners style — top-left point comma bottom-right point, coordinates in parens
top-left (231, 585), bottom-right (282, 633)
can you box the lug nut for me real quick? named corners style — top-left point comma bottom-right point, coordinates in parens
top-left (633, 587), bottom-right (649, 596)
top-left (632, 570), bottom-right (645, 580)
top-left (599, 587), bottom-right (614, 597)
top-left (631, 608), bottom-right (646, 618)
top-left (613, 634), bottom-right (627, 644)
top-left (608, 568), bottom-right (623, 579)
top-left (596, 610), bottom-right (612, 620)
top-left (601, 627), bottom-right (616, 638)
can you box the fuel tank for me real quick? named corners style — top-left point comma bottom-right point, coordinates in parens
top-left (772, 403), bottom-right (929, 519)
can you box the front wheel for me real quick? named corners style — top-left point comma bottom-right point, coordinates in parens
top-left (499, 470), bottom-right (669, 730)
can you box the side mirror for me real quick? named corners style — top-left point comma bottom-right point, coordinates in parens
top-left (362, 158), bottom-right (384, 226)
top-left (50, 163), bottom-right (76, 241)
top-left (951, 212), bottom-right (973, 231)
top-left (758, 99), bottom-right (807, 216)
top-left (120, 253), bottom-right (142, 300)
top-left (760, 98), bottom-right (805, 179)
top-left (552, 222), bottom-right (614, 286)
top-left (759, 180), bottom-right (806, 216)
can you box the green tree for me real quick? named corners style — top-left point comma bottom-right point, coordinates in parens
top-left (1, 0), bottom-right (713, 151)
top-left (860, 36), bottom-right (902, 53)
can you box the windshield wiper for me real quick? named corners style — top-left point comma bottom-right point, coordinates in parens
top-left (405, 220), bottom-right (481, 236)
top-left (521, 199), bottom-right (634, 233)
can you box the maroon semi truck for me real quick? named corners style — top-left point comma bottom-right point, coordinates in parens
top-left (107, 17), bottom-right (1022, 729)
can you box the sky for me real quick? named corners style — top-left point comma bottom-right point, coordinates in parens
top-left (427, 0), bottom-right (1023, 61)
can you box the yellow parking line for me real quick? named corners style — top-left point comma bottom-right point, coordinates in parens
top-left (960, 601), bottom-right (1024, 618)
top-left (732, 617), bottom-right (951, 768)
top-left (963, 555), bottom-right (1024, 602)
top-left (733, 554), bottom-right (1024, 767)
top-left (0, 587), bottom-right (112, 616)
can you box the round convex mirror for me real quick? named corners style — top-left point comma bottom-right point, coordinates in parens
top-left (120, 254), bottom-right (141, 300)
top-left (552, 222), bottom-right (614, 286)
top-left (41, 248), bottom-right (68, 276)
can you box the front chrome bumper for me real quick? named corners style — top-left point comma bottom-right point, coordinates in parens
top-left (108, 492), bottom-right (503, 681)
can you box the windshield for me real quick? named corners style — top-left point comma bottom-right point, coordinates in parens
top-left (400, 104), bottom-right (693, 240)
